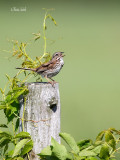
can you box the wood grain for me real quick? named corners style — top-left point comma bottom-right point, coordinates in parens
top-left (19, 82), bottom-right (60, 160)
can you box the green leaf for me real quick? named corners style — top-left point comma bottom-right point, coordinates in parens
top-left (13, 87), bottom-right (26, 91)
top-left (12, 89), bottom-right (26, 100)
top-left (109, 139), bottom-right (116, 150)
top-left (7, 149), bottom-right (14, 156)
top-left (59, 132), bottom-right (79, 154)
top-left (9, 104), bottom-right (18, 113)
top-left (12, 139), bottom-right (29, 157)
top-left (13, 50), bottom-right (18, 56)
top-left (0, 124), bottom-right (8, 128)
top-left (0, 130), bottom-right (2, 133)
top-left (0, 137), bottom-right (11, 148)
top-left (105, 131), bottom-right (114, 142)
top-left (4, 144), bottom-right (8, 154)
top-left (0, 88), bottom-right (4, 94)
top-left (48, 14), bottom-right (57, 25)
top-left (70, 151), bottom-right (81, 160)
top-left (96, 131), bottom-right (105, 142)
top-left (0, 131), bottom-right (12, 138)
top-left (88, 158), bottom-right (98, 160)
top-left (0, 137), bottom-right (9, 144)
top-left (15, 119), bottom-right (19, 131)
top-left (92, 145), bottom-right (102, 154)
top-left (51, 137), bottom-right (68, 160)
top-left (79, 150), bottom-right (97, 157)
top-left (5, 95), bottom-right (12, 103)
top-left (77, 139), bottom-right (92, 150)
top-left (13, 157), bottom-right (24, 160)
top-left (4, 107), bottom-right (11, 118)
top-left (110, 128), bottom-right (120, 135)
top-left (0, 105), bottom-right (6, 110)
top-left (10, 101), bottom-right (19, 111)
top-left (21, 139), bottom-right (33, 155)
top-left (38, 146), bottom-right (52, 156)
top-left (15, 132), bottom-right (31, 138)
top-left (99, 144), bottom-right (110, 159)
top-left (32, 32), bottom-right (41, 41)
top-left (5, 74), bottom-right (11, 82)
top-left (105, 131), bottom-right (116, 150)
top-left (94, 140), bottom-right (103, 146)
top-left (7, 113), bottom-right (15, 123)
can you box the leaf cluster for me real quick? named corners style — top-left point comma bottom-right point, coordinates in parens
top-left (39, 128), bottom-right (120, 160)
top-left (0, 127), bottom-right (33, 160)
top-left (0, 9), bottom-right (57, 124)
top-left (0, 9), bottom-right (57, 160)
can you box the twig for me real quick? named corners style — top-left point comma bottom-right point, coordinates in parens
top-left (25, 118), bottom-right (51, 123)
top-left (13, 112), bottom-right (51, 123)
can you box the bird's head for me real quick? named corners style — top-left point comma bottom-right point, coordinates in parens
top-left (52, 52), bottom-right (65, 59)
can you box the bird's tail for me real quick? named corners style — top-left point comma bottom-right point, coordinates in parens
top-left (16, 67), bottom-right (36, 72)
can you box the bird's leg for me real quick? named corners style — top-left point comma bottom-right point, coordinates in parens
top-left (49, 77), bottom-right (55, 82)
top-left (49, 78), bottom-right (57, 85)
top-left (44, 76), bottom-right (54, 86)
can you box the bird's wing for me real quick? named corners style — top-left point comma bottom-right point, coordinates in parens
top-left (36, 60), bottom-right (55, 72)
top-left (42, 60), bottom-right (52, 67)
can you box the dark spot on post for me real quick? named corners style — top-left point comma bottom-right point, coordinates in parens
top-left (50, 104), bottom-right (57, 112)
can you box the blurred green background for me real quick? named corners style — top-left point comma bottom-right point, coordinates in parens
top-left (0, 0), bottom-right (120, 144)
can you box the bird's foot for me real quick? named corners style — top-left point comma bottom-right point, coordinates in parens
top-left (44, 76), bottom-right (57, 87)
top-left (49, 81), bottom-right (57, 87)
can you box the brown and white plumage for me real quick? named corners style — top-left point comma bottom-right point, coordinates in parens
top-left (16, 52), bottom-right (65, 85)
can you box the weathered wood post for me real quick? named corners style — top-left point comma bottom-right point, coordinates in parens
top-left (19, 82), bottom-right (60, 160)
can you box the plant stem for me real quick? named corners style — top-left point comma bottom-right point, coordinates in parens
top-left (13, 112), bottom-right (50, 123)
top-left (27, 153), bottom-right (30, 160)
top-left (110, 147), bottom-right (120, 158)
top-left (15, 70), bottom-right (24, 77)
top-left (2, 81), bottom-right (9, 100)
top-left (43, 12), bottom-right (47, 54)
top-left (16, 43), bottom-right (34, 63)
top-left (22, 73), bottom-right (32, 83)
top-left (12, 121), bottom-right (15, 136)
top-left (23, 46), bottom-right (34, 63)
top-left (12, 120), bottom-right (17, 145)
top-left (22, 97), bottom-right (26, 132)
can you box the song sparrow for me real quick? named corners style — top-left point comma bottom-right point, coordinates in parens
top-left (16, 52), bottom-right (65, 85)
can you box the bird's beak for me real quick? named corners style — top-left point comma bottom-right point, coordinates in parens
top-left (61, 52), bottom-right (65, 57)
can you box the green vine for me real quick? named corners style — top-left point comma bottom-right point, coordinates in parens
top-left (0, 9), bottom-right (57, 160)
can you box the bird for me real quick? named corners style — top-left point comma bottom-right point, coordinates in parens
top-left (16, 52), bottom-right (65, 85)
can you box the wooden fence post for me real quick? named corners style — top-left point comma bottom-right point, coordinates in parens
top-left (19, 82), bottom-right (61, 160)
